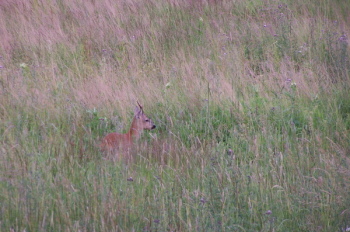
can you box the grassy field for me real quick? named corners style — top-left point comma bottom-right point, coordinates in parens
top-left (1, 0), bottom-right (350, 231)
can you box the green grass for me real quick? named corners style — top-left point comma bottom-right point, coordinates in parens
top-left (1, 0), bottom-right (350, 231)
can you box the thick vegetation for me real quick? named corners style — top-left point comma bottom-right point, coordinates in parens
top-left (0, 0), bottom-right (349, 231)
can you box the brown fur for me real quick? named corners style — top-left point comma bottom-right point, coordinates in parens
top-left (99, 102), bottom-right (156, 159)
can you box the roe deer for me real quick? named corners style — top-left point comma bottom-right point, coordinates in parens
top-left (99, 102), bottom-right (156, 157)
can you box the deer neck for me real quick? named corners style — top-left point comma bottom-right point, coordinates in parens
top-left (128, 117), bottom-right (143, 141)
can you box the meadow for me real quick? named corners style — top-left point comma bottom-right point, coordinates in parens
top-left (0, 0), bottom-right (350, 231)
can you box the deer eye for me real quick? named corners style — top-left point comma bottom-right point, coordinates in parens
top-left (145, 119), bottom-right (149, 122)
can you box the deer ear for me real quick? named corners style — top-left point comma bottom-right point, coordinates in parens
top-left (134, 105), bottom-right (143, 118)
top-left (137, 101), bottom-right (143, 111)
top-left (135, 101), bottom-right (144, 117)
top-left (134, 106), bottom-right (141, 117)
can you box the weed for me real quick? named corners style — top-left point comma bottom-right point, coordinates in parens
top-left (1, 0), bottom-right (349, 231)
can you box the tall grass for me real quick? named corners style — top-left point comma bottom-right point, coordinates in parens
top-left (1, 0), bottom-right (350, 231)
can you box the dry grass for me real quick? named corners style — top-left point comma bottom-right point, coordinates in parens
top-left (1, 0), bottom-right (350, 231)
top-left (1, 0), bottom-right (348, 112)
